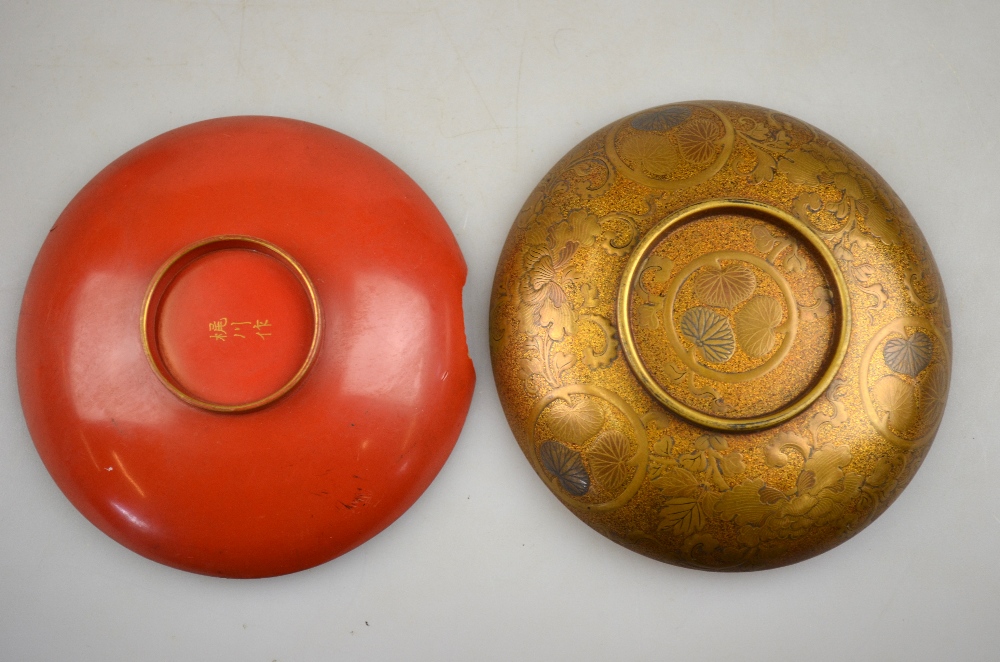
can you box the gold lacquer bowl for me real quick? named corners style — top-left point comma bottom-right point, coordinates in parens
top-left (490, 101), bottom-right (950, 570)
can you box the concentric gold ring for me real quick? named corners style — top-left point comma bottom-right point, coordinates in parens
top-left (140, 235), bottom-right (322, 413)
top-left (616, 199), bottom-right (852, 432)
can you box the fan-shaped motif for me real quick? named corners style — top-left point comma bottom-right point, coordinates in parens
top-left (693, 263), bottom-right (756, 308)
top-left (883, 332), bottom-right (933, 376)
top-left (734, 296), bottom-right (783, 358)
top-left (630, 106), bottom-right (691, 132)
top-left (539, 441), bottom-right (590, 496)
top-left (676, 118), bottom-right (724, 164)
top-left (547, 398), bottom-right (605, 445)
top-left (618, 132), bottom-right (678, 177)
top-left (873, 375), bottom-right (916, 432)
top-left (586, 430), bottom-right (633, 492)
top-left (680, 307), bottom-right (735, 364)
top-left (919, 363), bottom-right (949, 430)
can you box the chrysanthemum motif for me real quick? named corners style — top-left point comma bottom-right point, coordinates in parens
top-left (734, 296), bottom-right (783, 358)
top-left (873, 375), bottom-right (916, 432)
top-left (680, 307), bottom-right (735, 364)
top-left (586, 430), bottom-right (633, 492)
top-left (618, 132), bottom-right (678, 177)
top-left (693, 264), bottom-right (756, 308)
top-left (547, 398), bottom-right (604, 445)
top-left (630, 106), bottom-right (692, 132)
top-left (676, 118), bottom-right (724, 164)
top-left (539, 441), bottom-right (590, 496)
top-left (883, 332), bottom-right (933, 377)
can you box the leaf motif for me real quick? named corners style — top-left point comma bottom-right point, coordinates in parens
top-left (547, 397), bottom-right (604, 445)
top-left (663, 363), bottom-right (686, 382)
top-left (710, 398), bottom-right (733, 416)
top-left (519, 364), bottom-right (541, 395)
top-left (752, 224), bottom-right (779, 253)
top-left (749, 145), bottom-right (777, 183)
top-left (867, 458), bottom-right (894, 488)
top-left (630, 105), bottom-right (691, 132)
top-left (682, 533), bottom-right (720, 557)
top-left (580, 314), bottom-right (619, 369)
top-left (618, 132), bottom-right (678, 177)
top-left (694, 434), bottom-right (727, 451)
top-left (852, 263), bottom-right (877, 282)
top-left (799, 286), bottom-right (832, 322)
top-left (522, 356), bottom-right (546, 377)
top-left (808, 379), bottom-right (850, 435)
top-left (679, 451), bottom-right (709, 473)
top-left (587, 430), bottom-right (634, 492)
top-left (720, 452), bottom-right (746, 478)
top-left (859, 282), bottom-right (889, 319)
top-left (791, 191), bottom-right (824, 220)
top-left (873, 375), bottom-right (916, 432)
top-left (539, 441), bottom-right (590, 496)
top-left (741, 118), bottom-right (771, 141)
top-left (658, 498), bottom-right (706, 536)
top-left (884, 332), bottom-right (933, 377)
top-left (554, 351), bottom-right (576, 377)
top-left (834, 241), bottom-right (854, 262)
top-left (734, 296), bottom-right (783, 357)
top-left (645, 254), bottom-right (674, 285)
top-left (763, 431), bottom-right (811, 468)
top-left (700, 490), bottom-right (722, 515)
top-left (829, 195), bottom-right (853, 220)
top-left (680, 307), bottom-right (735, 363)
top-left (693, 264), bottom-right (756, 308)
top-left (652, 435), bottom-right (674, 456)
top-left (782, 246), bottom-right (806, 273)
top-left (651, 467), bottom-right (701, 498)
top-left (637, 302), bottom-right (663, 329)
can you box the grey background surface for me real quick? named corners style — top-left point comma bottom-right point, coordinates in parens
top-left (1, 1), bottom-right (997, 660)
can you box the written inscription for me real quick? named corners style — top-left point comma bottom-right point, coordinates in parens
top-left (209, 318), bottom-right (272, 341)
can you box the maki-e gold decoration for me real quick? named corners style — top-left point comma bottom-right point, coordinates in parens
top-left (490, 102), bottom-right (949, 570)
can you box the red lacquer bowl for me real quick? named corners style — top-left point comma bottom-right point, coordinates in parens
top-left (17, 117), bottom-right (475, 578)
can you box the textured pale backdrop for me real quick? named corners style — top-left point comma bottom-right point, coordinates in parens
top-left (0, 1), bottom-right (997, 660)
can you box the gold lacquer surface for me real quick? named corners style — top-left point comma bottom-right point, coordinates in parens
top-left (490, 102), bottom-right (950, 570)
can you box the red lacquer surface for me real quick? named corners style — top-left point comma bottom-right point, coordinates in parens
top-left (16, 117), bottom-right (475, 578)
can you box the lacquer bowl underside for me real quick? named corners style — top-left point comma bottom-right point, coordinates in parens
top-left (490, 101), bottom-right (949, 570)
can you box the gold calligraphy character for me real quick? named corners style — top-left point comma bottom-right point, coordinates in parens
top-left (208, 318), bottom-right (227, 341)
top-left (230, 321), bottom-right (252, 339)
